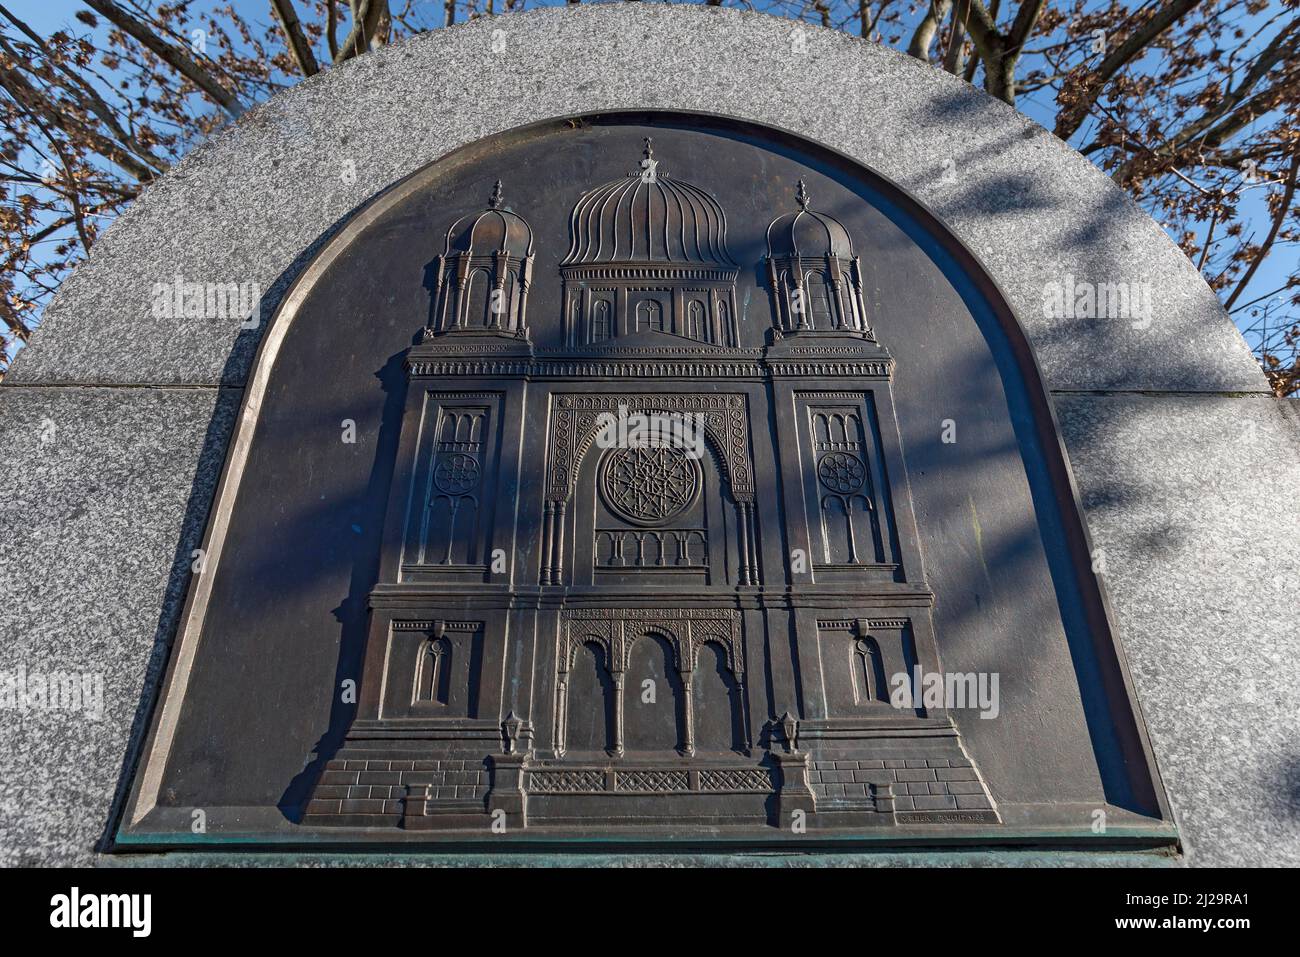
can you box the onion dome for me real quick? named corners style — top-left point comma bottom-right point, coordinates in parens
top-left (765, 180), bottom-right (854, 258)
top-left (562, 139), bottom-right (736, 266)
top-left (443, 181), bottom-right (534, 257)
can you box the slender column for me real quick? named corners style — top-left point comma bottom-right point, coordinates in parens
top-left (441, 498), bottom-right (461, 565)
top-left (553, 675), bottom-right (568, 757)
top-left (843, 494), bottom-right (861, 564)
top-left (611, 673), bottom-right (625, 757)
top-left (767, 259), bottom-right (784, 332)
top-left (540, 501), bottom-right (555, 584)
top-left (792, 263), bottom-right (810, 330)
top-left (681, 670), bottom-right (696, 757)
top-left (516, 259), bottom-right (532, 338)
top-left (453, 258), bottom-right (469, 328)
top-left (552, 500), bottom-right (567, 584)
top-left (490, 251), bottom-right (506, 329)
top-left (736, 500), bottom-right (751, 586)
top-left (430, 257), bottom-right (447, 332)
top-left (851, 257), bottom-right (870, 334)
top-left (739, 670), bottom-right (752, 753)
top-left (746, 502), bottom-right (760, 583)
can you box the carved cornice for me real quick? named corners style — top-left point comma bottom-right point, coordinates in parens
top-left (406, 354), bottom-right (894, 379)
top-left (391, 619), bottom-right (483, 632)
top-left (816, 617), bottom-right (911, 631)
top-left (767, 360), bottom-right (891, 377)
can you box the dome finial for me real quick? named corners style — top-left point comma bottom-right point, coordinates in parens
top-left (796, 179), bottom-right (810, 209)
top-left (489, 180), bottom-right (504, 208)
top-left (638, 137), bottom-right (659, 183)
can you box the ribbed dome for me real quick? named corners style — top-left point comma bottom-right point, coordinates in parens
top-left (766, 180), bottom-right (854, 259)
top-left (563, 140), bottom-right (736, 266)
top-left (444, 181), bottom-right (534, 257)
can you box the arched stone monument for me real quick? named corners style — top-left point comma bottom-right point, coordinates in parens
top-left (1, 6), bottom-right (1296, 866)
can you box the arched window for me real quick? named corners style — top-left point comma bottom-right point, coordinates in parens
top-left (636, 299), bottom-right (664, 333)
top-left (692, 642), bottom-right (744, 752)
top-left (566, 641), bottom-right (615, 753)
top-left (463, 267), bottom-right (491, 329)
top-left (413, 636), bottom-right (452, 705)
top-left (569, 296), bottom-right (583, 342)
top-left (624, 633), bottom-right (684, 752)
top-left (591, 300), bottom-right (611, 343)
top-left (687, 300), bottom-right (706, 341)
top-left (783, 271), bottom-right (806, 328)
top-left (852, 637), bottom-right (887, 705)
top-left (804, 270), bottom-right (833, 329)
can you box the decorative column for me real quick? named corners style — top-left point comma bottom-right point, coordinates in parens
top-left (734, 500), bottom-right (759, 585)
top-left (429, 257), bottom-right (447, 333)
top-left (551, 500), bottom-right (567, 584)
top-left (828, 258), bottom-right (847, 330)
top-left (611, 673), bottom-right (625, 757)
top-left (736, 500), bottom-right (752, 586)
top-left (540, 501), bottom-right (555, 584)
top-left (516, 258), bottom-right (532, 339)
top-left (747, 501), bottom-right (760, 583)
top-left (490, 250), bottom-right (508, 330)
top-left (766, 259), bottom-right (784, 333)
top-left (844, 495), bottom-right (862, 565)
top-left (553, 671), bottom-right (568, 757)
top-left (680, 665), bottom-right (696, 757)
top-left (453, 258), bottom-right (469, 328)
top-left (850, 257), bottom-right (870, 335)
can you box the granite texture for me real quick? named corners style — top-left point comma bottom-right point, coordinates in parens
top-left (1055, 393), bottom-right (1300, 867)
top-left (0, 386), bottom-right (237, 866)
top-left (0, 6), bottom-right (1294, 867)
top-left (8, 5), bottom-right (1264, 393)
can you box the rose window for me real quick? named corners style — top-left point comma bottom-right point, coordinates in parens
top-left (433, 452), bottom-right (481, 495)
top-left (601, 446), bottom-right (701, 525)
top-left (817, 451), bottom-right (866, 494)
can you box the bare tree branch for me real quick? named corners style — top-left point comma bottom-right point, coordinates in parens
top-left (81, 0), bottom-right (244, 117)
top-left (1115, 19), bottom-right (1300, 180)
top-left (270, 0), bottom-right (321, 77)
top-left (0, 50), bottom-right (158, 183)
top-left (1054, 0), bottom-right (1203, 141)
top-left (907, 0), bottom-right (951, 59)
top-left (336, 0), bottom-right (375, 62)
top-left (0, 4), bottom-right (168, 174)
top-left (1225, 153), bottom-right (1299, 310)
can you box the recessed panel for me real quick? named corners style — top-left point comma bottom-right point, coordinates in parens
top-left (120, 115), bottom-right (1171, 849)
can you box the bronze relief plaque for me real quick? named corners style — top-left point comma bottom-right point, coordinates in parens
top-left (118, 115), bottom-right (1173, 851)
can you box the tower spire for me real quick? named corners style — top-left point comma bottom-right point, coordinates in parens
top-left (638, 137), bottom-right (659, 183)
top-left (489, 179), bottom-right (504, 208)
top-left (796, 179), bottom-right (810, 209)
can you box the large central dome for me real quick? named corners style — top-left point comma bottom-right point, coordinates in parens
top-left (563, 140), bottom-right (736, 266)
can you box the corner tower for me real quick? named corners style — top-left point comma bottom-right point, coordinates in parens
top-left (428, 181), bottom-right (535, 339)
top-left (764, 179), bottom-right (873, 338)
